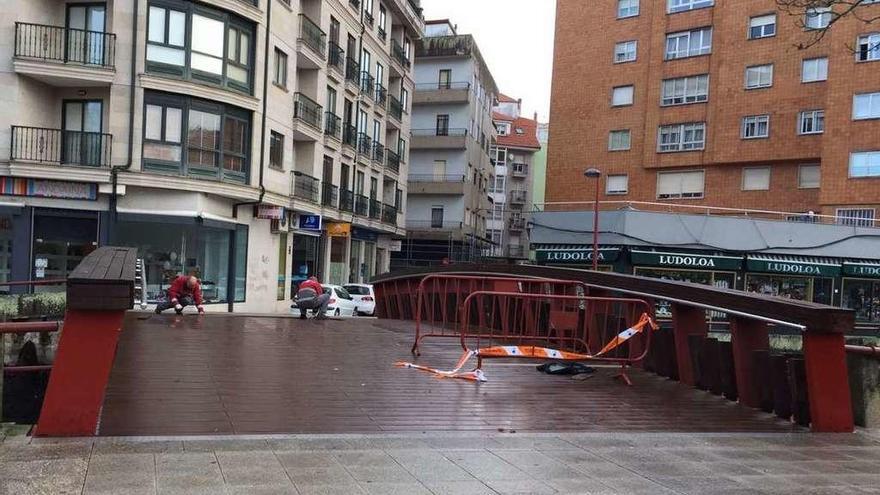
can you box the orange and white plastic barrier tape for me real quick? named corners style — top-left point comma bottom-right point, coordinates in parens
top-left (395, 313), bottom-right (657, 382)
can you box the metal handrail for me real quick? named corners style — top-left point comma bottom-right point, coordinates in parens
top-left (322, 183), bottom-right (338, 208)
top-left (298, 14), bottom-right (326, 59)
top-left (386, 149), bottom-right (401, 174)
top-left (357, 132), bottom-right (373, 155)
top-left (355, 193), bottom-right (369, 216)
top-left (324, 111), bottom-right (342, 140)
top-left (343, 123), bottom-right (358, 148)
top-left (14, 22), bottom-right (116, 68)
top-left (369, 198), bottom-right (382, 219)
top-left (328, 41), bottom-right (345, 71)
top-left (340, 189), bottom-right (355, 212)
top-left (292, 172), bottom-right (320, 203)
top-left (409, 174), bottom-right (465, 183)
top-left (360, 71), bottom-right (375, 97)
top-left (388, 94), bottom-right (403, 120)
top-left (372, 142), bottom-right (385, 163)
top-left (415, 81), bottom-right (471, 91)
top-left (293, 93), bottom-right (322, 130)
top-left (391, 38), bottom-right (410, 68)
top-left (10, 125), bottom-right (112, 167)
top-left (382, 204), bottom-right (398, 224)
top-left (412, 128), bottom-right (467, 137)
top-left (346, 57), bottom-right (360, 84)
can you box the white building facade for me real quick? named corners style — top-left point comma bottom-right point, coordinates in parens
top-left (0, 0), bottom-right (423, 312)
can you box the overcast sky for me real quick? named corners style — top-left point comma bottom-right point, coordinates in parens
top-left (420, 0), bottom-right (556, 122)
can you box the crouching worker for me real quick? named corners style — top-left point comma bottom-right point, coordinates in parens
top-left (295, 276), bottom-right (330, 320)
top-left (155, 275), bottom-right (205, 315)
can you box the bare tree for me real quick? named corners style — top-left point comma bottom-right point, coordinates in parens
top-left (775, 0), bottom-right (880, 48)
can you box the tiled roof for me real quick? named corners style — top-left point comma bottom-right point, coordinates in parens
top-left (494, 115), bottom-right (541, 149)
top-left (497, 93), bottom-right (518, 103)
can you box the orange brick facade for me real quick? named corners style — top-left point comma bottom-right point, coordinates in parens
top-left (547, 0), bottom-right (880, 217)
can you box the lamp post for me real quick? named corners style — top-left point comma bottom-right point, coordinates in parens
top-left (583, 168), bottom-right (601, 270)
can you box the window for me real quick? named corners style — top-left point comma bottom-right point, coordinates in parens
top-left (802, 57), bottom-right (828, 82)
top-left (749, 14), bottom-right (776, 39)
top-left (269, 131), bottom-right (284, 169)
top-left (146, 2), bottom-right (254, 93)
top-left (492, 176), bottom-right (505, 193)
top-left (745, 64), bottom-right (773, 88)
top-left (614, 40), bottom-right (637, 63)
top-left (273, 48), bottom-right (287, 88)
top-left (657, 170), bottom-right (705, 199)
top-left (742, 167), bottom-right (771, 191)
top-left (436, 114), bottom-right (450, 135)
top-left (618, 0), bottom-right (639, 18)
top-left (661, 74), bottom-right (709, 106)
top-left (798, 164), bottom-right (820, 188)
top-left (742, 115), bottom-right (770, 139)
top-left (495, 122), bottom-right (511, 135)
top-left (658, 122), bottom-right (705, 152)
top-left (401, 88), bottom-right (409, 112)
top-left (805, 7), bottom-right (832, 30)
top-left (378, 5), bottom-right (387, 35)
top-left (439, 69), bottom-right (451, 89)
top-left (431, 206), bottom-right (444, 228)
top-left (143, 91), bottom-right (250, 184)
top-left (853, 92), bottom-right (880, 120)
top-left (850, 151), bottom-right (880, 177)
top-left (606, 174), bottom-right (629, 195)
top-left (612, 85), bottom-right (634, 106)
top-left (665, 28), bottom-right (712, 60)
top-left (857, 33), bottom-right (880, 62)
top-left (667, 0), bottom-right (714, 14)
top-left (836, 208), bottom-right (876, 227)
top-left (798, 110), bottom-right (825, 134)
top-left (608, 130), bottom-right (631, 151)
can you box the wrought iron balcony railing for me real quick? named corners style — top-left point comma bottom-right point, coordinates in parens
top-left (328, 41), bottom-right (345, 72)
top-left (14, 22), bottom-right (116, 68)
top-left (292, 172), bottom-right (320, 203)
top-left (409, 174), bottom-right (466, 183)
top-left (369, 198), bottom-right (382, 219)
top-left (10, 125), bottom-right (111, 167)
top-left (322, 183), bottom-right (338, 208)
top-left (357, 132), bottom-right (373, 156)
top-left (412, 128), bottom-right (467, 137)
top-left (343, 123), bottom-right (358, 148)
top-left (298, 14), bottom-right (326, 59)
top-left (340, 189), bottom-right (354, 212)
top-left (385, 149), bottom-right (400, 174)
top-left (415, 81), bottom-right (471, 91)
top-left (372, 142), bottom-right (385, 164)
top-left (381, 204), bottom-right (397, 224)
top-left (509, 190), bottom-right (527, 204)
top-left (293, 92), bottom-right (323, 130)
top-left (375, 83), bottom-right (387, 108)
top-left (360, 71), bottom-right (375, 98)
top-left (355, 194), bottom-right (369, 216)
top-left (324, 111), bottom-right (342, 140)
top-left (345, 57), bottom-right (360, 84)
top-left (388, 95), bottom-right (403, 121)
top-left (391, 38), bottom-right (410, 69)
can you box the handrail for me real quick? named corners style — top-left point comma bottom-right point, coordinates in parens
top-left (11, 126), bottom-right (113, 167)
top-left (324, 111), bottom-right (342, 140)
top-left (328, 41), bottom-right (345, 70)
top-left (292, 171), bottom-right (320, 203)
top-left (409, 174), bottom-right (465, 183)
top-left (412, 128), bottom-right (467, 137)
top-left (298, 14), bottom-right (326, 59)
top-left (415, 82), bottom-right (471, 91)
top-left (293, 93), bottom-right (322, 129)
top-left (14, 22), bottom-right (116, 68)
top-left (846, 344), bottom-right (880, 357)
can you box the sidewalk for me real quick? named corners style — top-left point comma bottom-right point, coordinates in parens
top-left (2, 431), bottom-right (880, 495)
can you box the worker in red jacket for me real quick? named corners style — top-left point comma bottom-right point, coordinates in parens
top-left (155, 275), bottom-right (205, 315)
top-left (294, 276), bottom-right (330, 320)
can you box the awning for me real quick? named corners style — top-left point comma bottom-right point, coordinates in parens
top-left (534, 245), bottom-right (620, 264)
top-left (746, 254), bottom-right (841, 277)
top-left (631, 250), bottom-right (742, 271)
top-left (842, 260), bottom-right (880, 278)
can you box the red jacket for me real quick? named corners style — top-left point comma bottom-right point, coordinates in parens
top-left (168, 276), bottom-right (203, 306)
top-left (298, 279), bottom-right (324, 295)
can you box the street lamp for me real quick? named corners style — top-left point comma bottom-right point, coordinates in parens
top-left (583, 168), bottom-right (601, 270)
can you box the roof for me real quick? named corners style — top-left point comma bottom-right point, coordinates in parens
top-left (530, 209), bottom-right (880, 261)
top-left (497, 93), bottom-right (518, 103)
top-left (493, 115), bottom-right (541, 149)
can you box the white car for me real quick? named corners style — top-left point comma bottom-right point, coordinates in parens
top-left (343, 284), bottom-right (376, 316)
top-left (290, 285), bottom-right (357, 318)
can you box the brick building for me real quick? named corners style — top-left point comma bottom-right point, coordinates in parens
top-left (548, 0), bottom-right (880, 224)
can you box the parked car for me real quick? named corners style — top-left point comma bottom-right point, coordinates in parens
top-left (343, 284), bottom-right (376, 316)
top-left (290, 285), bottom-right (357, 318)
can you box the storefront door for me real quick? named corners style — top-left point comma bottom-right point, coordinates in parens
top-left (32, 210), bottom-right (99, 287)
top-left (291, 233), bottom-right (321, 291)
top-left (349, 240), bottom-right (363, 283)
top-left (329, 236), bottom-right (347, 285)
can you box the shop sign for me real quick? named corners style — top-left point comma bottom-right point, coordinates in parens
top-left (746, 258), bottom-right (841, 277)
top-left (327, 222), bottom-right (351, 237)
top-left (843, 263), bottom-right (880, 278)
top-left (389, 240), bottom-right (403, 252)
top-left (0, 177), bottom-right (97, 200)
top-left (535, 248), bottom-right (619, 264)
top-left (631, 250), bottom-right (742, 271)
top-left (352, 227), bottom-right (378, 241)
top-left (298, 214), bottom-right (322, 231)
top-left (257, 204), bottom-right (285, 220)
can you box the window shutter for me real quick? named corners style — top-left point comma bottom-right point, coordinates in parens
top-left (681, 171), bottom-right (705, 195)
top-left (742, 167), bottom-right (770, 190)
top-left (799, 165), bottom-right (820, 188)
top-left (657, 173), bottom-right (678, 196)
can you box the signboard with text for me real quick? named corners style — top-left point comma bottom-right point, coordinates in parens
top-left (630, 250), bottom-right (742, 271)
top-left (746, 257), bottom-right (841, 278)
top-left (298, 214), bottom-right (322, 231)
top-left (843, 263), bottom-right (880, 278)
top-left (535, 248), bottom-right (620, 264)
top-left (326, 222), bottom-right (351, 237)
top-left (257, 204), bottom-right (285, 220)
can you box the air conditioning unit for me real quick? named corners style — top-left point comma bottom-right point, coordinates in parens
top-left (270, 212), bottom-right (289, 234)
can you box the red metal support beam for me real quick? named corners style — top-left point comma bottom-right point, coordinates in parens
top-left (0, 321), bottom-right (61, 334)
top-left (729, 317), bottom-right (769, 409)
top-left (671, 304), bottom-right (708, 386)
top-left (804, 333), bottom-right (854, 432)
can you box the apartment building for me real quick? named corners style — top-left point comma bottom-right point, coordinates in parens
top-left (549, 0), bottom-right (880, 225)
top-left (394, 19), bottom-right (497, 266)
top-left (488, 95), bottom-right (541, 259)
top-left (0, 0), bottom-right (423, 312)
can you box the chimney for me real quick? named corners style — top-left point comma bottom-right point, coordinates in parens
top-left (533, 112), bottom-right (538, 122)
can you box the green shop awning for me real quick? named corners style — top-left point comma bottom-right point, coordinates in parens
top-left (746, 254), bottom-right (841, 277)
top-left (843, 261), bottom-right (880, 278)
top-left (630, 250), bottom-right (742, 271)
top-left (535, 246), bottom-right (620, 264)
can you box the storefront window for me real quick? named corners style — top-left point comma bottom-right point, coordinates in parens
top-left (115, 220), bottom-right (241, 304)
top-left (32, 212), bottom-right (99, 291)
top-left (277, 233), bottom-right (287, 301)
top-left (349, 240), bottom-right (363, 283)
top-left (842, 279), bottom-right (880, 322)
top-left (634, 268), bottom-right (734, 318)
top-left (329, 237), bottom-right (347, 285)
top-left (0, 216), bottom-right (13, 293)
top-left (291, 234), bottom-right (320, 291)
top-left (364, 242), bottom-right (376, 281)
top-left (234, 225), bottom-right (247, 302)
top-left (745, 274), bottom-right (832, 304)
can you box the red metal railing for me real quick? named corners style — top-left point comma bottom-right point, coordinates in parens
top-left (410, 274), bottom-right (590, 355)
top-left (0, 279), bottom-right (65, 375)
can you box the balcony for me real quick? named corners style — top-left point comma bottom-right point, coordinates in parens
top-left (405, 220), bottom-right (463, 232)
top-left (349, 0), bottom-right (361, 9)
top-left (390, 39), bottom-right (411, 72)
top-left (357, 133), bottom-right (373, 156)
top-left (324, 111), bottom-right (342, 141)
top-left (372, 142), bottom-right (385, 165)
top-left (340, 189), bottom-right (354, 212)
top-left (369, 198), bottom-right (382, 220)
top-left (10, 125), bottom-right (111, 167)
top-left (322, 183), bottom-right (338, 208)
top-left (375, 84), bottom-right (388, 110)
top-left (386, 150), bottom-right (401, 175)
top-left (413, 81), bottom-right (470, 105)
top-left (511, 163), bottom-right (529, 178)
top-left (509, 217), bottom-right (526, 231)
top-left (509, 190), bottom-right (527, 204)
top-left (407, 174), bottom-right (466, 195)
top-left (291, 171), bottom-right (320, 203)
top-left (297, 14), bottom-right (326, 68)
top-left (388, 95), bottom-right (403, 125)
top-left (411, 128), bottom-right (467, 150)
top-left (355, 194), bottom-right (369, 216)
top-left (345, 57), bottom-right (360, 88)
top-left (328, 41), bottom-right (345, 77)
top-left (13, 22), bottom-right (116, 86)
top-left (364, 11), bottom-right (375, 27)
top-left (292, 93), bottom-right (322, 140)
top-left (343, 123), bottom-right (358, 149)
top-left (381, 204), bottom-right (397, 224)
top-left (360, 72), bottom-right (375, 100)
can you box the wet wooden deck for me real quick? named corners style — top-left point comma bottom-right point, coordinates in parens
top-left (98, 313), bottom-right (800, 436)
